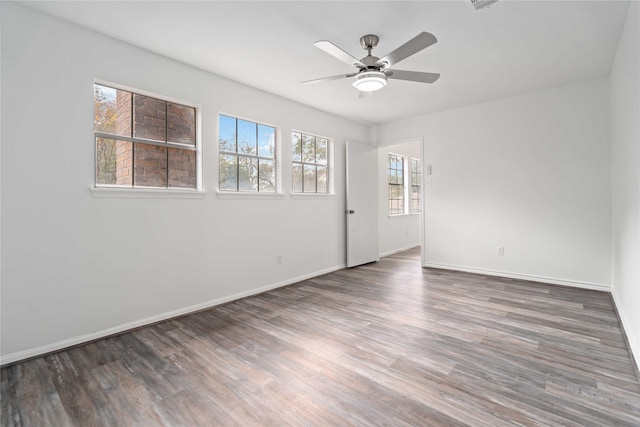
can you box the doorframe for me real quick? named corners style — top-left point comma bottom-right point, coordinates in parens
top-left (376, 136), bottom-right (426, 267)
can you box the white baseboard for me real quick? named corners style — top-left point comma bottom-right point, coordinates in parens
top-left (0, 264), bottom-right (345, 366)
top-left (422, 262), bottom-right (610, 292)
top-left (379, 244), bottom-right (421, 258)
top-left (611, 288), bottom-right (640, 375)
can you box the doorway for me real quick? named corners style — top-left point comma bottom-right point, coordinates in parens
top-left (377, 138), bottom-right (425, 266)
top-left (345, 137), bottom-right (426, 268)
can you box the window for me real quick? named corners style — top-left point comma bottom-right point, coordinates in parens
top-left (94, 83), bottom-right (198, 189)
top-left (411, 158), bottom-right (422, 213)
top-left (388, 154), bottom-right (405, 215)
top-left (292, 132), bottom-right (329, 193)
top-left (219, 115), bottom-right (276, 192)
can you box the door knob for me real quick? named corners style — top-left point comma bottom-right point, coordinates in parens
top-left (346, 209), bottom-right (355, 214)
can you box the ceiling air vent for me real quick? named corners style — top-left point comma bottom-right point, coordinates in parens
top-left (471, 0), bottom-right (498, 10)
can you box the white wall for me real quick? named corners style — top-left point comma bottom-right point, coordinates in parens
top-left (378, 142), bottom-right (421, 257)
top-left (610, 1), bottom-right (639, 369)
top-left (377, 79), bottom-right (612, 289)
top-left (0, 3), bottom-right (369, 363)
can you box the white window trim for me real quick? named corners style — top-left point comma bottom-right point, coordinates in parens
top-left (92, 79), bottom-right (203, 193)
top-left (216, 190), bottom-right (285, 200)
top-left (218, 113), bottom-right (282, 194)
top-left (387, 152), bottom-right (408, 217)
top-left (291, 130), bottom-right (334, 195)
top-left (410, 157), bottom-right (422, 215)
top-left (90, 187), bottom-right (207, 199)
top-left (290, 193), bottom-right (336, 199)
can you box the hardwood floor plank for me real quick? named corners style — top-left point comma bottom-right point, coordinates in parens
top-left (2, 248), bottom-right (639, 426)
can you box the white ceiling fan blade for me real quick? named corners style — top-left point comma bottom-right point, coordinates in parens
top-left (314, 41), bottom-right (365, 68)
top-left (301, 73), bottom-right (357, 85)
top-left (375, 32), bottom-right (437, 68)
top-left (386, 70), bottom-right (440, 84)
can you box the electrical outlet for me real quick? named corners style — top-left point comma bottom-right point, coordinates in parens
top-left (276, 254), bottom-right (283, 264)
top-left (497, 247), bottom-right (505, 256)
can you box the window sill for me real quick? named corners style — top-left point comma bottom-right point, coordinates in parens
top-left (388, 213), bottom-right (410, 218)
top-left (90, 187), bottom-right (206, 199)
top-left (216, 191), bottom-right (285, 200)
top-left (290, 193), bottom-right (336, 199)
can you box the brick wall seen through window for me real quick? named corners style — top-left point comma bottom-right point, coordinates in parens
top-left (94, 83), bottom-right (198, 189)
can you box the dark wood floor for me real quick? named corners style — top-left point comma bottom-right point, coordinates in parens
top-left (2, 248), bottom-right (639, 426)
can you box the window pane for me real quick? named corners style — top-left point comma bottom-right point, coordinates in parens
top-left (133, 95), bottom-right (167, 141)
top-left (303, 164), bottom-right (316, 193)
top-left (317, 166), bottom-right (328, 193)
top-left (412, 185), bottom-right (421, 213)
top-left (219, 154), bottom-right (237, 190)
top-left (389, 184), bottom-right (397, 198)
top-left (219, 115), bottom-right (236, 152)
top-left (237, 120), bottom-right (257, 155)
top-left (392, 169), bottom-right (401, 184)
top-left (167, 103), bottom-right (195, 145)
top-left (302, 134), bottom-right (315, 163)
top-left (94, 84), bottom-right (131, 137)
top-left (316, 138), bottom-right (328, 165)
top-left (258, 124), bottom-right (275, 158)
top-left (292, 163), bottom-right (303, 193)
top-left (292, 132), bottom-right (302, 162)
top-left (168, 148), bottom-right (196, 189)
top-left (258, 159), bottom-right (275, 192)
top-left (134, 143), bottom-right (168, 187)
top-left (238, 156), bottom-right (258, 191)
top-left (411, 159), bottom-right (421, 186)
top-left (96, 138), bottom-right (132, 186)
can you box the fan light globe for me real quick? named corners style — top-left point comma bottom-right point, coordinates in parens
top-left (353, 71), bottom-right (387, 92)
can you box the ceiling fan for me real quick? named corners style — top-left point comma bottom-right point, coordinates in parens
top-left (302, 32), bottom-right (440, 94)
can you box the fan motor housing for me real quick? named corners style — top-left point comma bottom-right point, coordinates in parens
top-left (360, 34), bottom-right (379, 49)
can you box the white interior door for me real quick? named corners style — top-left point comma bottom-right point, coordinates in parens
top-left (346, 140), bottom-right (379, 267)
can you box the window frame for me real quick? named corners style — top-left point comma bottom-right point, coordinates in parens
top-left (388, 153), bottom-right (407, 216)
top-left (93, 79), bottom-right (202, 193)
top-left (218, 113), bottom-right (280, 194)
top-left (410, 158), bottom-right (422, 214)
top-left (291, 130), bottom-right (333, 195)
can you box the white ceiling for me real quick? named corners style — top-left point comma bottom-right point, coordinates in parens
top-left (19, 1), bottom-right (629, 125)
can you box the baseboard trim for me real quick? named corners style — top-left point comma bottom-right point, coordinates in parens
top-left (611, 289), bottom-right (640, 383)
top-left (0, 264), bottom-right (346, 366)
top-left (379, 244), bottom-right (421, 258)
top-left (422, 262), bottom-right (610, 292)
